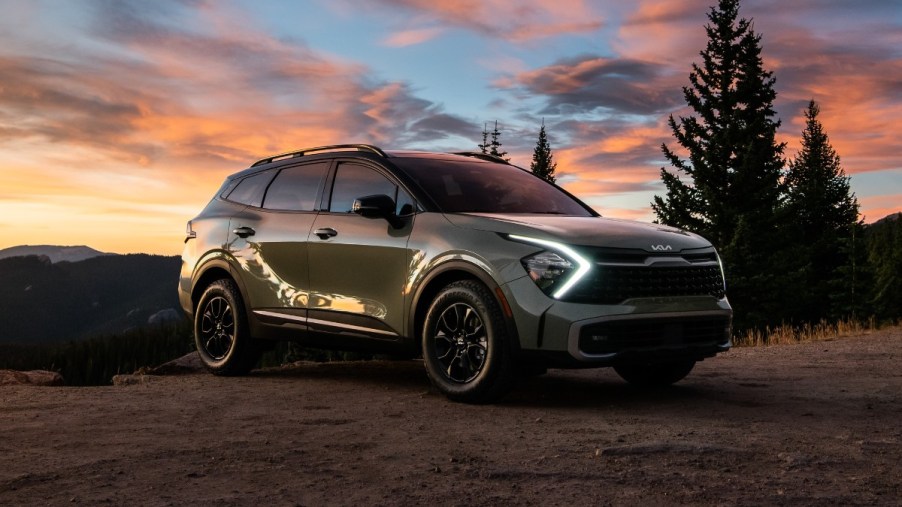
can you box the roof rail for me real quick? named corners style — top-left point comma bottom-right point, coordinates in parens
top-left (251, 144), bottom-right (388, 167)
top-left (452, 151), bottom-right (511, 164)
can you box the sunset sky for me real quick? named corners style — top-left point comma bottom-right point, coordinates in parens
top-left (1, 0), bottom-right (900, 255)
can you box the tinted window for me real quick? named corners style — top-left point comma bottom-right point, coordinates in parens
top-left (392, 158), bottom-right (593, 216)
top-left (226, 170), bottom-right (275, 207)
top-left (263, 162), bottom-right (329, 211)
top-left (329, 163), bottom-right (400, 213)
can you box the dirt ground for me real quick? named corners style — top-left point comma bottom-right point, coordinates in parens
top-left (1, 328), bottom-right (900, 506)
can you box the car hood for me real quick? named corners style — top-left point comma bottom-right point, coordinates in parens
top-left (445, 213), bottom-right (712, 253)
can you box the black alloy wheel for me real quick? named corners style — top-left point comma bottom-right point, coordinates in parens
top-left (422, 280), bottom-right (517, 403)
top-left (199, 295), bottom-right (235, 360)
top-left (194, 279), bottom-right (261, 375)
top-left (432, 302), bottom-right (489, 383)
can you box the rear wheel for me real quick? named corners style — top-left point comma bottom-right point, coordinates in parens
top-left (422, 280), bottom-right (516, 403)
top-left (614, 360), bottom-right (696, 387)
top-left (194, 279), bottom-right (261, 375)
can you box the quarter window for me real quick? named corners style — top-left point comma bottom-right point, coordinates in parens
top-left (225, 170), bottom-right (275, 208)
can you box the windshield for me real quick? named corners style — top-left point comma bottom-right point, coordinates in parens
top-left (392, 157), bottom-right (595, 216)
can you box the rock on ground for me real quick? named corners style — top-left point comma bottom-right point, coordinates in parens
top-left (0, 369), bottom-right (64, 386)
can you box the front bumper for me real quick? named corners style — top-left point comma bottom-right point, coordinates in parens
top-left (502, 276), bottom-right (732, 365)
top-left (566, 310), bottom-right (731, 363)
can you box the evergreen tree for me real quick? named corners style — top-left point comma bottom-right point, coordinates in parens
top-left (530, 121), bottom-right (557, 183)
top-left (478, 123), bottom-right (490, 154)
top-left (784, 100), bottom-right (861, 322)
top-left (651, 0), bottom-right (787, 330)
top-left (488, 120), bottom-right (509, 161)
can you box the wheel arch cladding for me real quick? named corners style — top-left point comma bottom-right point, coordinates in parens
top-left (411, 263), bottom-right (520, 354)
top-left (191, 266), bottom-right (233, 312)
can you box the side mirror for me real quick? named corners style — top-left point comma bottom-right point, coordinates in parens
top-left (352, 194), bottom-right (396, 219)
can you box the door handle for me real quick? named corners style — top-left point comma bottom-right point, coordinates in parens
top-left (314, 227), bottom-right (338, 239)
top-left (233, 226), bottom-right (255, 238)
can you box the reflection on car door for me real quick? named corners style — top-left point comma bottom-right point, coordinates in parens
top-left (306, 162), bottom-right (414, 340)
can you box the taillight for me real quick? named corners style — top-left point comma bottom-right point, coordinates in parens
top-left (185, 221), bottom-right (197, 242)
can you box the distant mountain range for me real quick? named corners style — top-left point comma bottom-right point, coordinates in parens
top-left (0, 245), bottom-right (114, 263)
top-left (0, 252), bottom-right (182, 345)
top-left (872, 212), bottom-right (901, 225)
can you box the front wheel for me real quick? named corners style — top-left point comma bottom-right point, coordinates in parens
top-left (614, 360), bottom-right (696, 387)
top-left (421, 280), bottom-right (516, 403)
top-left (194, 279), bottom-right (262, 376)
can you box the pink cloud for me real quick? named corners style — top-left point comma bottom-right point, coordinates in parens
top-left (771, 32), bottom-right (902, 175)
top-left (613, 0), bottom-right (902, 178)
top-left (372, 0), bottom-right (603, 42)
top-left (382, 27), bottom-right (445, 47)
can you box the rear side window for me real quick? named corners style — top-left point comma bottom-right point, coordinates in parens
top-left (263, 162), bottom-right (329, 211)
top-left (225, 170), bottom-right (275, 207)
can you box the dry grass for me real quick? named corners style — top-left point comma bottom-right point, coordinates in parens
top-left (732, 317), bottom-right (891, 347)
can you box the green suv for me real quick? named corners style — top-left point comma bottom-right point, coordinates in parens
top-left (178, 144), bottom-right (731, 402)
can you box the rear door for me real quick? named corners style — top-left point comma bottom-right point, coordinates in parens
top-left (227, 161), bottom-right (330, 323)
top-left (306, 161), bottom-right (415, 340)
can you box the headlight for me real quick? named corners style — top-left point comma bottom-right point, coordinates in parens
top-left (523, 251), bottom-right (574, 290)
top-left (510, 235), bottom-right (591, 299)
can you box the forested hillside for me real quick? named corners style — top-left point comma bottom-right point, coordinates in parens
top-left (865, 212), bottom-right (902, 320)
top-left (0, 245), bottom-right (112, 263)
top-left (0, 254), bottom-right (181, 344)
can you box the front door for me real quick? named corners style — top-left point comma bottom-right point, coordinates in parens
top-left (306, 162), bottom-right (415, 340)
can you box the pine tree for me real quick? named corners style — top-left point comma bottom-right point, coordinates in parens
top-left (488, 120), bottom-right (509, 161)
top-left (784, 100), bottom-right (861, 322)
top-left (478, 123), bottom-right (490, 154)
top-left (530, 121), bottom-right (557, 183)
top-left (651, 0), bottom-right (787, 330)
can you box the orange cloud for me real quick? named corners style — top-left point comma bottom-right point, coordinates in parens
top-left (0, 3), bottom-right (472, 254)
top-left (858, 195), bottom-right (902, 224)
top-left (615, 0), bottom-right (709, 64)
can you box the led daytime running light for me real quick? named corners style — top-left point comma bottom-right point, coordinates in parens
top-left (716, 251), bottom-right (727, 293)
top-left (510, 234), bottom-right (591, 298)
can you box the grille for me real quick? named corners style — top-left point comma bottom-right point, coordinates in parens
top-left (578, 317), bottom-right (731, 355)
top-left (565, 264), bottom-right (725, 304)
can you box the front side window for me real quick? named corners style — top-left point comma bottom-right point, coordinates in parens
top-left (393, 158), bottom-right (594, 216)
top-left (329, 163), bottom-right (410, 214)
top-left (263, 162), bottom-right (329, 211)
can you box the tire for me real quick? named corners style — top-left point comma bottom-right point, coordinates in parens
top-left (421, 280), bottom-right (517, 403)
top-left (614, 360), bottom-right (696, 387)
top-left (194, 279), bottom-right (262, 376)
